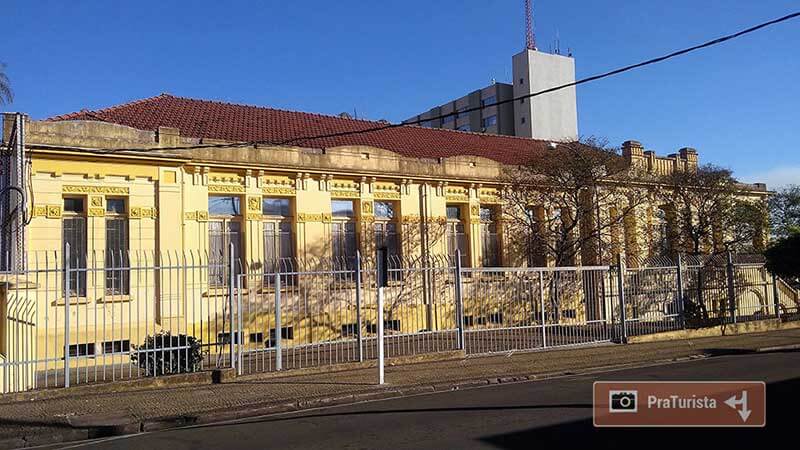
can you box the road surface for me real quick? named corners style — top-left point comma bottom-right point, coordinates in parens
top-left (58, 349), bottom-right (800, 449)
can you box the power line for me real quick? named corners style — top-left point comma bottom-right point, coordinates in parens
top-left (85, 10), bottom-right (800, 155)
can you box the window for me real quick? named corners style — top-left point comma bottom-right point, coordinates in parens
top-left (442, 115), bottom-right (455, 124)
top-left (105, 198), bottom-right (129, 295)
top-left (421, 120), bottom-right (432, 127)
top-left (481, 95), bottom-right (496, 106)
top-left (68, 343), bottom-right (95, 358)
top-left (480, 207), bottom-right (501, 267)
top-left (331, 200), bottom-right (357, 269)
top-left (208, 196), bottom-right (242, 287)
top-left (521, 116), bottom-right (526, 124)
top-left (263, 198), bottom-right (294, 273)
top-left (331, 200), bottom-right (355, 218)
top-left (63, 197), bottom-right (87, 297)
top-left (520, 98), bottom-right (525, 104)
top-left (457, 124), bottom-right (471, 132)
top-left (102, 339), bottom-right (130, 354)
top-left (482, 115), bottom-right (497, 128)
top-left (446, 205), bottom-right (470, 267)
top-left (373, 201), bottom-right (400, 269)
top-left (519, 77), bottom-right (524, 85)
top-left (456, 109), bottom-right (470, 119)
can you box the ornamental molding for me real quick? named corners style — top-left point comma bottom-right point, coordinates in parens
top-left (208, 184), bottom-right (245, 194)
top-left (184, 210), bottom-right (209, 221)
top-left (361, 201), bottom-right (374, 215)
top-left (297, 213), bottom-right (332, 223)
top-left (32, 205), bottom-right (47, 217)
top-left (88, 207), bottom-right (105, 217)
top-left (374, 191), bottom-right (401, 200)
top-left (62, 185), bottom-right (129, 195)
top-left (330, 190), bottom-right (360, 199)
top-left (247, 196), bottom-right (262, 212)
top-left (262, 186), bottom-right (296, 196)
top-left (47, 205), bottom-right (62, 219)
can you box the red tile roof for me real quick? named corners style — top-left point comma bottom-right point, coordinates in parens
top-left (50, 93), bottom-right (549, 164)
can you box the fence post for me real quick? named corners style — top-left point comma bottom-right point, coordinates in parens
top-left (64, 242), bottom-right (71, 388)
top-left (237, 281), bottom-right (243, 376)
top-left (676, 253), bottom-right (685, 328)
top-left (726, 251), bottom-right (736, 324)
top-left (616, 253), bottom-right (627, 344)
top-left (228, 242), bottom-right (236, 371)
top-left (274, 269), bottom-right (282, 371)
top-left (355, 250), bottom-right (363, 362)
top-left (539, 270), bottom-right (546, 349)
top-left (772, 272), bottom-right (781, 320)
top-left (454, 249), bottom-right (465, 351)
top-left (376, 247), bottom-right (388, 385)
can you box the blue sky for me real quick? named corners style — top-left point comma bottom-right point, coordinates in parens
top-left (4, 1), bottom-right (799, 188)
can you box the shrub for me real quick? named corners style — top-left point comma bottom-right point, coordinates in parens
top-left (131, 332), bottom-right (203, 376)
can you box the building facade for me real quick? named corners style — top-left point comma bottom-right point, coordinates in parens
top-left (0, 95), bottom-right (769, 392)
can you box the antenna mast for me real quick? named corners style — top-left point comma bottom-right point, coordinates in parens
top-left (525, 0), bottom-right (536, 50)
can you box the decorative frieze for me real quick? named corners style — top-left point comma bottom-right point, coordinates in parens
top-left (261, 175), bottom-right (297, 195)
top-left (479, 188), bottom-right (501, 204)
top-left (129, 206), bottom-right (157, 219)
top-left (330, 190), bottom-right (360, 199)
top-left (208, 184), bottom-right (245, 194)
top-left (445, 186), bottom-right (469, 202)
top-left (297, 213), bottom-right (332, 223)
top-left (47, 205), bottom-right (62, 219)
top-left (88, 207), bottom-right (105, 217)
top-left (62, 185), bottom-right (129, 195)
top-left (32, 205), bottom-right (47, 217)
top-left (374, 182), bottom-right (401, 200)
top-left (183, 210), bottom-right (208, 222)
top-left (262, 187), bottom-right (296, 196)
top-left (330, 179), bottom-right (359, 198)
top-left (401, 215), bottom-right (447, 224)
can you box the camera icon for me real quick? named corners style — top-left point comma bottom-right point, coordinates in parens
top-left (609, 390), bottom-right (638, 413)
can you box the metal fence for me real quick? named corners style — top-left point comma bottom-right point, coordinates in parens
top-left (2, 248), bottom-right (799, 394)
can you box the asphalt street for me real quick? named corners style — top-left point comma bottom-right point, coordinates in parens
top-left (53, 349), bottom-right (800, 450)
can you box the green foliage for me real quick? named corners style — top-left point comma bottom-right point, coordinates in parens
top-left (769, 185), bottom-right (800, 239)
top-left (131, 332), bottom-right (203, 377)
top-left (765, 232), bottom-right (800, 281)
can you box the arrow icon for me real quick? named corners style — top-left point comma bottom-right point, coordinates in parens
top-left (725, 390), bottom-right (751, 422)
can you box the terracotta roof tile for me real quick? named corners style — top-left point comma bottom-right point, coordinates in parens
top-left (49, 94), bottom-right (550, 164)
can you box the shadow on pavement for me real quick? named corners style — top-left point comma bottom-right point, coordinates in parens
top-left (479, 376), bottom-right (799, 449)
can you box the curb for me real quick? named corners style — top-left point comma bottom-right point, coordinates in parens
top-left (0, 353), bottom-right (711, 449)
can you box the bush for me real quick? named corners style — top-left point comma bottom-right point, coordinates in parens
top-left (131, 332), bottom-right (203, 376)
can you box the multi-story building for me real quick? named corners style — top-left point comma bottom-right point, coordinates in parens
top-left (405, 49), bottom-right (578, 142)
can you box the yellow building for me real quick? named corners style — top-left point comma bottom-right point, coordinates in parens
top-left (0, 94), bottom-right (774, 392)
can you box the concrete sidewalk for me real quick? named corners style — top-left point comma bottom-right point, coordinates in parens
top-left (2, 329), bottom-right (799, 449)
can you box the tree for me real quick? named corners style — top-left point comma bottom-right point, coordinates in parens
top-left (664, 164), bottom-right (766, 255)
top-left (501, 137), bottom-right (652, 267)
top-left (0, 62), bottom-right (12, 105)
top-left (765, 232), bottom-right (800, 283)
top-left (769, 185), bottom-right (800, 239)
